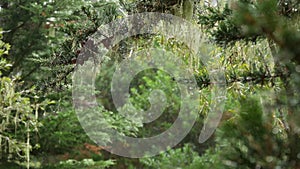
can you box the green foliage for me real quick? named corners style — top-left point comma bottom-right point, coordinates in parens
top-left (211, 95), bottom-right (298, 168)
top-left (43, 158), bottom-right (115, 169)
top-left (0, 28), bottom-right (11, 75)
top-left (187, 148), bottom-right (223, 169)
top-left (0, 0), bottom-right (118, 91)
top-left (196, 2), bottom-right (300, 167)
top-left (140, 144), bottom-right (223, 169)
top-left (129, 69), bottom-right (181, 136)
top-left (0, 30), bottom-right (51, 168)
top-left (197, 4), bottom-right (260, 45)
top-left (1, 0), bottom-right (300, 168)
top-left (37, 109), bottom-right (90, 154)
top-left (140, 144), bottom-right (199, 169)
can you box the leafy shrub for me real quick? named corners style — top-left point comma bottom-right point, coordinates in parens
top-left (0, 28), bottom-right (51, 168)
top-left (37, 109), bottom-right (90, 155)
top-left (140, 144), bottom-right (199, 169)
top-left (43, 158), bottom-right (115, 169)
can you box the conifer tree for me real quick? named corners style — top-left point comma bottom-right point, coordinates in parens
top-left (197, 0), bottom-right (300, 168)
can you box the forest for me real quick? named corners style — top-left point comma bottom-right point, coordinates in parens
top-left (0, 0), bottom-right (299, 168)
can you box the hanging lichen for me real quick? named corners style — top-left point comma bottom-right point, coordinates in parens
top-left (182, 0), bottom-right (194, 20)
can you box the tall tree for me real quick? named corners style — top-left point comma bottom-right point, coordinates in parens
top-left (0, 0), bottom-right (118, 91)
